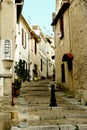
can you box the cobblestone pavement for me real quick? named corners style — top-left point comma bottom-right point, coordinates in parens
top-left (0, 79), bottom-right (87, 130)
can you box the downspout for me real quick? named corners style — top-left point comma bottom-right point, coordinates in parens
top-left (68, 3), bottom-right (75, 96)
top-left (68, 6), bottom-right (72, 52)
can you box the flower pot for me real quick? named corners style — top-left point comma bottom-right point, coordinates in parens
top-left (14, 87), bottom-right (20, 97)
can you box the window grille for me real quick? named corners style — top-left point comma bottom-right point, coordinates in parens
top-left (4, 40), bottom-right (11, 59)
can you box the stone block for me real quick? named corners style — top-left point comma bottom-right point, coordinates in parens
top-left (11, 127), bottom-right (20, 130)
top-left (11, 111), bottom-right (18, 119)
top-left (0, 121), bottom-right (5, 130)
top-left (0, 120), bottom-right (11, 130)
top-left (78, 124), bottom-right (87, 130)
top-left (60, 125), bottom-right (76, 130)
top-left (39, 125), bottom-right (59, 130)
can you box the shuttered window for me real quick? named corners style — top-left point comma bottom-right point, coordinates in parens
top-left (22, 28), bottom-right (27, 49)
top-left (60, 15), bottom-right (64, 40)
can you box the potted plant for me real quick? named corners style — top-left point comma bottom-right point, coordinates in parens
top-left (14, 78), bottom-right (22, 97)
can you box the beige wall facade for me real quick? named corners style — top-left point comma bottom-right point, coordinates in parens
top-left (52, 0), bottom-right (87, 104)
top-left (0, 0), bottom-right (23, 96)
top-left (15, 15), bottom-right (40, 81)
top-left (29, 38), bottom-right (40, 80)
top-left (0, 0), bottom-right (16, 96)
top-left (32, 25), bottom-right (47, 79)
top-left (32, 26), bottom-right (55, 79)
top-left (46, 36), bottom-right (55, 78)
top-left (70, 0), bottom-right (87, 103)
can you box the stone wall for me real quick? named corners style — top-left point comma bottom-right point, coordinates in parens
top-left (70, 0), bottom-right (87, 104)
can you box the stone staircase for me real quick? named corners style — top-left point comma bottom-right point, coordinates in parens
top-left (11, 79), bottom-right (87, 130)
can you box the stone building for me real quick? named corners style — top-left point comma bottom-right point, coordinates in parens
top-left (52, 0), bottom-right (87, 104)
top-left (32, 25), bottom-right (48, 79)
top-left (15, 15), bottom-right (40, 81)
top-left (28, 26), bottom-right (40, 81)
top-left (0, 0), bottom-right (24, 96)
top-left (32, 25), bottom-right (55, 79)
top-left (46, 35), bottom-right (55, 78)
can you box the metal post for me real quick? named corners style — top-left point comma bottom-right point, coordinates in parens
top-left (50, 83), bottom-right (57, 107)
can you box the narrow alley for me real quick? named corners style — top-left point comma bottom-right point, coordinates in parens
top-left (1, 79), bottom-right (87, 130)
top-left (0, 0), bottom-right (87, 129)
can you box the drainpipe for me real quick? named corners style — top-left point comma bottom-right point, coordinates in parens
top-left (68, 6), bottom-right (72, 52)
top-left (68, 4), bottom-right (75, 96)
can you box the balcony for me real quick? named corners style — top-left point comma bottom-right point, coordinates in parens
top-left (2, 59), bottom-right (13, 69)
top-left (52, 0), bottom-right (70, 26)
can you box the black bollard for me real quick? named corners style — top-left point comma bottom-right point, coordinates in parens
top-left (50, 84), bottom-right (57, 107)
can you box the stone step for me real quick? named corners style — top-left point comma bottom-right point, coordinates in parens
top-left (21, 87), bottom-right (49, 91)
top-left (29, 117), bottom-right (87, 126)
top-left (28, 106), bottom-right (81, 111)
top-left (14, 111), bottom-right (87, 126)
top-left (28, 114), bottom-right (87, 121)
top-left (20, 91), bottom-right (50, 96)
top-left (11, 125), bottom-right (74, 130)
top-left (11, 124), bottom-right (87, 130)
top-left (11, 116), bottom-right (87, 127)
top-left (29, 109), bottom-right (87, 116)
top-left (12, 80), bottom-right (87, 129)
top-left (22, 83), bottom-right (50, 88)
top-left (27, 100), bottom-right (75, 106)
top-left (21, 84), bottom-right (50, 89)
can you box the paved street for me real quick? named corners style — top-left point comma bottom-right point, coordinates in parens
top-left (0, 79), bottom-right (87, 130)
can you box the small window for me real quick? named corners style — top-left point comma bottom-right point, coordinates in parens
top-left (25, 32), bottom-right (27, 49)
top-left (22, 28), bottom-right (27, 49)
top-left (22, 28), bottom-right (24, 46)
top-left (4, 40), bottom-right (11, 59)
top-left (61, 63), bottom-right (65, 82)
top-left (60, 15), bottom-right (64, 40)
top-left (35, 41), bottom-right (37, 54)
top-left (41, 59), bottom-right (43, 71)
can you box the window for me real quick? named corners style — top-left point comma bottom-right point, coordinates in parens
top-left (35, 41), bottom-right (37, 54)
top-left (61, 63), bottom-right (65, 82)
top-left (60, 15), bottom-right (64, 40)
top-left (25, 32), bottom-right (27, 48)
top-left (22, 28), bottom-right (27, 49)
top-left (41, 59), bottom-right (43, 71)
top-left (22, 28), bottom-right (24, 46)
top-left (4, 40), bottom-right (11, 59)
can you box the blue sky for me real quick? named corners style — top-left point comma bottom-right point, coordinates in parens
top-left (22, 0), bottom-right (55, 35)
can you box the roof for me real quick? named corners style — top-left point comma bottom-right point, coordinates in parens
top-left (20, 15), bottom-right (40, 43)
top-left (51, 1), bottom-right (70, 26)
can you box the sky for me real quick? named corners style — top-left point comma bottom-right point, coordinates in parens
top-left (22, 0), bottom-right (56, 35)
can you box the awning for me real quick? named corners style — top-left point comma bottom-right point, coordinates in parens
top-left (51, 1), bottom-right (70, 26)
top-left (62, 52), bottom-right (73, 62)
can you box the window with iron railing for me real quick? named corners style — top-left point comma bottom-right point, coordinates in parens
top-left (4, 40), bottom-right (11, 59)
